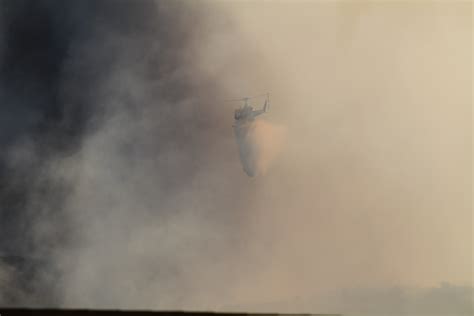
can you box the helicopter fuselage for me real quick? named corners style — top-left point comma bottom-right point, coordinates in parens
top-left (234, 103), bottom-right (267, 123)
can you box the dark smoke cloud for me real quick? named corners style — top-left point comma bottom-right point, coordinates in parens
top-left (0, 4), bottom-right (92, 301)
top-left (0, 0), bottom-right (251, 307)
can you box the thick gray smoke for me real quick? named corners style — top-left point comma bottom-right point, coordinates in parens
top-left (0, 0), bottom-right (257, 308)
top-left (0, 1), bottom-right (472, 315)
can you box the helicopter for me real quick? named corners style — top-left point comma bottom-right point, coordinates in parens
top-left (228, 93), bottom-right (270, 177)
top-left (228, 93), bottom-right (270, 124)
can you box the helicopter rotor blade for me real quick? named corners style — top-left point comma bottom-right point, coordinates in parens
top-left (223, 93), bottom-right (269, 103)
top-left (223, 97), bottom-right (248, 102)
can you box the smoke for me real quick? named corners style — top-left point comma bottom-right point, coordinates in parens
top-left (0, 0), bottom-right (254, 308)
top-left (0, 0), bottom-right (471, 314)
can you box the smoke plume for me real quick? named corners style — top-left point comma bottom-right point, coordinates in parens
top-left (0, 1), bottom-right (471, 315)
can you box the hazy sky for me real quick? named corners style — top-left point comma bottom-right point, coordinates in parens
top-left (0, 1), bottom-right (472, 314)
top-left (212, 1), bottom-right (472, 309)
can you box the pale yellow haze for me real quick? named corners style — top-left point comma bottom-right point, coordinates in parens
top-left (195, 0), bottom-right (472, 305)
